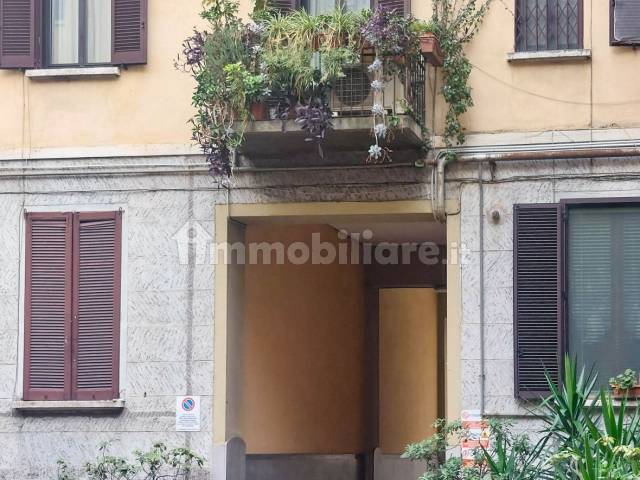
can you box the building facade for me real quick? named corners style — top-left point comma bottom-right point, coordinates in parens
top-left (1, 0), bottom-right (640, 478)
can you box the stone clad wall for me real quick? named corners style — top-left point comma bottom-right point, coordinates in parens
top-left (0, 157), bottom-right (432, 479)
top-left (0, 158), bottom-right (216, 479)
top-left (455, 157), bottom-right (640, 423)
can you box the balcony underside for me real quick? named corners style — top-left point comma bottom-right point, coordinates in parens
top-left (237, 115), bottom-right (425, 169)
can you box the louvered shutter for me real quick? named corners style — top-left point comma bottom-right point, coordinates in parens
top-left (0, 0), bottom-right (39, 68)
top-left (513, 204), bottom-right (562, 399)
top-left (376, 0), bottom-right (409, 15)
top-left (611, 0), bottom-right (640, 45)
top-left (112, 0), bottom-right (147, 64)
top-left (24, 213), bottom-right (72, 401)
top-left (72, 212), bottom-right (121, 400)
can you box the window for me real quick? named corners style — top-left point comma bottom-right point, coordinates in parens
top-left (514, 0), bottom-right (583, 52)
top-left (610, 0), bottom-right (640, 46)
top-left (302, 0), bottom-right (371, 14)
top-left (0, 0), bottom-right (147, 69)
top-left (276, 0), bottom-right (405, 15)
top-left (47, 0), bottom-right (111, 66)
top-left (514, 200), bottom-right (640, 399)
top-left (24, 211), bottom-right (122, 401)
top-left (567, 205), bottom-right (640, 388)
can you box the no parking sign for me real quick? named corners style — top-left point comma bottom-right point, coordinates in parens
top-left (176, 396), bottom-right (201, 431)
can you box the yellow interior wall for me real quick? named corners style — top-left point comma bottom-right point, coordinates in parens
top-left (379, 288), bottom-right (438, 454)
top-left (241, 224), bottom-right (366, 454)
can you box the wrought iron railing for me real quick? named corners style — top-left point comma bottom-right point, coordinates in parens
top-left (406, 53), bottom-right (426, 127)
top-left (328, 52), bottom-right (427, 126)
top-left (265, 52), bottom-right (427, 124)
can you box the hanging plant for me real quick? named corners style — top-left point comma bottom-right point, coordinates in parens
top-left (177, 0), bottom-right (446, 176)
top-left (432, 0), bottom-right (492, 154)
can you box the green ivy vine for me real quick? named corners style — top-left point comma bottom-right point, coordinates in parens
top-left (433, 0), bottom-right (492, 154)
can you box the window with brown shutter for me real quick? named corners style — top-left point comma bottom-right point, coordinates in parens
top-left (0, 0), bottom-right (147, 68)
top-left (610, 0), bottom-right (640, 46)
top-left (513, 204), bottom-right (562, 400)
top-left (514, 0), bottom-right (583, 52)
top-left (24, 211), bottom-right (122, 401)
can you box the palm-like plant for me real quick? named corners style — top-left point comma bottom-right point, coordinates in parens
top-left (543, 356), bottom-right (640, 479)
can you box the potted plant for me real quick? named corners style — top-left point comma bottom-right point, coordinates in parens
top-left (361, 5), bottom-right (418, 64)
top-left (609, 369), bottom-right (640, 398)
top-left (412, 20), bottom-right (443, 66)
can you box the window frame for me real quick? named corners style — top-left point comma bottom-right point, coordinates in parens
top-left (300, 0), bottom-right (373, 12)
top-left (20, 207), bottom-right (126, 402)
top-left (559, 197), bottom-right (640, 378)
top-left (43, 0), bottom-right (112, 68)
top-left (514, 0), bottom-right (584, 53)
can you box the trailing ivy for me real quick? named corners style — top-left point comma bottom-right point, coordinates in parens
top-left (433, 0), bottom-right (492, 154)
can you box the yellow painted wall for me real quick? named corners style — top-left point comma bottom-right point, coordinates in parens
top-left (3, 0), bottom-right (640, 154)
top-left (0, 0), bottom-right (201, 153)
top-left (424, 0), bottom-right (640, 136)
top-left (379, 288), bottom-right (438, 454)
top-left (241, 224), bottom-right (366, 454)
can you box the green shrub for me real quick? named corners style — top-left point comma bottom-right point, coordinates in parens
top-left (56, 442), bottom-right (205, 480)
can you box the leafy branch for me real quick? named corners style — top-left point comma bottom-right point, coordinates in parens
top-left (433, 0), bottom-right (492, 153)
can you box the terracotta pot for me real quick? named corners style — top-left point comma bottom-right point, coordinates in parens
top-left (612, 385), bottom-right (640, 399)
top-left (249, 102), bottom-right (268, 121)
top-left (419, 33), bottom-right (443, 67)
top-left (361, 42), bottom-right (375, 55)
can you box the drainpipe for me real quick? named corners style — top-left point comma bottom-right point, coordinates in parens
top-left (478, 161), bottom-right (486, 416)
top-left (431, 140), bottom-right (640, 223)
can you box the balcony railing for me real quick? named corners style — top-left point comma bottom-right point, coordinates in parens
top-left (240, 52), bottom-right (428, 168)
top-left (326, 52), bottom-right (427, 126)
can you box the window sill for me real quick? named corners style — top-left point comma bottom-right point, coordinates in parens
top-left (507, 49), bottom-right (592, 62)
top-left (24, 66), bottom-right (121, 79)
top-left (12, 399), bottom-right (125, 413)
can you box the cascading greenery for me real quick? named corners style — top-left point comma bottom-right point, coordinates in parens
top-left (177, 0), bottom-right (492, 177)
top-left (432, 0), bottom-right (492, 155)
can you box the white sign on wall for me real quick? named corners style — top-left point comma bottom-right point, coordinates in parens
top-left (176, 396), bottom-right (201, 432)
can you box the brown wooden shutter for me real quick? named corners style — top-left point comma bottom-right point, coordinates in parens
top-left (112, 0), bottom-right (147, 65)
top-left (72, 212), bottom-right (122, 401)
top-left (611, 0), bottom-right (640, 45)
top-left (0, 0), bottom-right (40, 68)
top-left (24, 213), bottom-right (72, 401)
top-left (513, 204), bottom-right (562, 399)
top-left (376, 0), bottom-right (409, 15)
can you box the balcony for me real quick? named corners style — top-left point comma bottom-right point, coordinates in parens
top-left (238, 53), bottom-right (428, 169)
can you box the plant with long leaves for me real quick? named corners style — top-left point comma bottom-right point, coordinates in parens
top-left (480, 420), bottom-right (550, 480)
top-left (542, 356), bottom-right (640, 479)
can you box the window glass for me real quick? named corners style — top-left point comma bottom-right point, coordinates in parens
top-left (343, 0), bottom-right (370, 11)
top-left (86, 0), bottom-right (112, 63)
top-left (51, 0), bottom-right (79, 64)
top-left (568, 206), bottom-right (640, 387)
top-left (304, 0), bottom-right (369, 14)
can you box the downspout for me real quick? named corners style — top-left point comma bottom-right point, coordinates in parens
top-left (478, 161), bottom-right (486, 416)
top-left (431, 141), bottom-right (640, 222)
